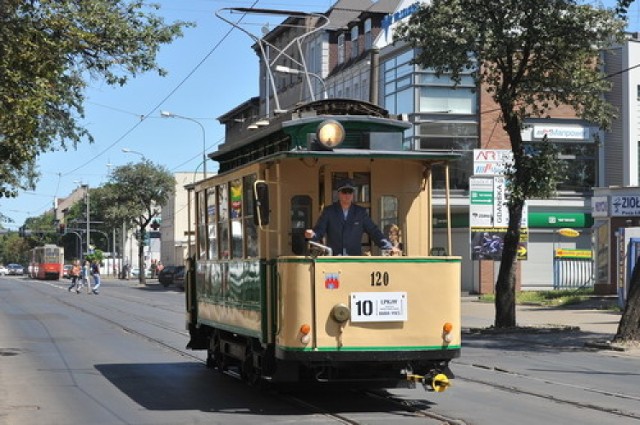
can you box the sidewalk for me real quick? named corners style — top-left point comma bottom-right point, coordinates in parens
top-left (462, 296), bottom-right (640, 354)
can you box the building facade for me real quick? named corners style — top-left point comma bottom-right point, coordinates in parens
top-left (216, 0), bottom-right (637, 294)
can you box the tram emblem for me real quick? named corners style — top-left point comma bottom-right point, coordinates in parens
top-left (324, 272), bottom-right (340, 289)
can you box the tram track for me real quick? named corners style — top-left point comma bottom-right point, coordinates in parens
top-left (24, 279), bottom-right (468, 424)
top-left (453, 361), bottom-right (640, 421)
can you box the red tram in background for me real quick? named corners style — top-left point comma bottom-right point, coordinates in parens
top-left (29, 244), bottom-right (64, 280)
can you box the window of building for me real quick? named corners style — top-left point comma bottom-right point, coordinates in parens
top-left (382, 50), bottom-right (415, 114)
top-left (523, 141), bottom-right (596, 192)
top-left (364, 18), bottom-right (372, 50)
top-left (419, 87), bottom-right (476, 114)
top-left (351, 26), bottom-right (359, 58)
top-left (338, 34), bottom-right (345, 64)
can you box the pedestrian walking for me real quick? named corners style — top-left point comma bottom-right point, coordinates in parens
top-left (91, 260), bottom-right (101, 294)
top-left (67, 260), bottom-right (82, 293)
top-left (79, 260), bottom-right (90, 293)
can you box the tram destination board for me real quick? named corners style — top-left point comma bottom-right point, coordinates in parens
top-left (350, 292), bottom-right (407, 322)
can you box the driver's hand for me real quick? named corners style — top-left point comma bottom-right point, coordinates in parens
top-left (304, 229), bottom-right (315, 239)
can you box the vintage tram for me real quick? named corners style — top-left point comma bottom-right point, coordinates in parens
top-left (29, 244), bottom-right (64, 280)
top-left (185, 99), bottom-right (461, 391)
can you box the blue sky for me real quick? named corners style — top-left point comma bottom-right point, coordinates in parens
top-left (1, 0), bottom-right (638, 230)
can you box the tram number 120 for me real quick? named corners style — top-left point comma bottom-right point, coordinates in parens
top-left (370, 271), bottom-right (390, 286)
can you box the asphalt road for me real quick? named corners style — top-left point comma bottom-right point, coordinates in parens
top-left (1, 275), bottom-right (639, 425)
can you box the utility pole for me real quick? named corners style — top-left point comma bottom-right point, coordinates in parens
top-left (85, 184), bottom-right (90, 258)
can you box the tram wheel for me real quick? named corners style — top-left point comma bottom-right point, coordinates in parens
top-left (241, 347), bottom-right (261, 386)
top-left (207, 334), bottom-right (226, 373)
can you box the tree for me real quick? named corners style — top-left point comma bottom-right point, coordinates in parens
top-left (0, 1), bottom-right (190, 197)
top-left (398, 0), bottom-right (625, 327)
top-left (0, 232), bottom-right (30, 265)
top-left (64, 185), bottom-right (121, 255)
top-left (104, 160), bottom-right (175, 284)
top-left (614, 258), bottom-right (640, 343)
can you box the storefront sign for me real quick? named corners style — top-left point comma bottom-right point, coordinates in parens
top-left (469, 177), bottom-right (494, 227)
top-left (533, 125), bottom-right (590, 140)
top-left (611, 195), bottom-right (640, 217)
top-left (591, 196), bottom-right (609, 218)
top-left (554, 249), bottom-right (592, 259)
top-left (473, 149), bottom-right (513, 175)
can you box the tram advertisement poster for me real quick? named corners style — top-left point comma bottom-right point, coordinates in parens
top-left (471, 227), bottom-right (528, 261)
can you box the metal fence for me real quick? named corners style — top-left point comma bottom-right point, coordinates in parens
top-left (553, 257), bottom-right (594, 289)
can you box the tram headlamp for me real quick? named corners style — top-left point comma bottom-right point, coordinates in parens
top-left (316, 120), bottom-right (345, 149)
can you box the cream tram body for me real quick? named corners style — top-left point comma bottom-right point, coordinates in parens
top-left (186, 100), bottom-right (461, 389)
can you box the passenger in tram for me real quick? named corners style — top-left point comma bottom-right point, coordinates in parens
top-left (305, 179), bottom-right (401, 256)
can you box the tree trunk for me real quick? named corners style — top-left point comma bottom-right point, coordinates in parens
top-left (613, 255), bottom-right (640, 342)
top-left (138, 226), bottom-right (146, 285)
top-left (494, 200), bottom-right (524, 328)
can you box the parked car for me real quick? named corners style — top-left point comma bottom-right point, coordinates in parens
top-left (7, 264), bottom-right (24, 275)
top-left (0, 265), bottom-right (8, 275)
top-left (130, 267), bottom-right (152, 278)
top-left (158, 265), bottom-right (185, 288)
top-left (63, 264), bottom-right (73, 279)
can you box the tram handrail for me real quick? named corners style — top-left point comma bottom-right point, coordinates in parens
top-left (307, 240), bottom-right (332, 257)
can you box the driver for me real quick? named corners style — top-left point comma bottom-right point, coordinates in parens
top-left (304, 179), bottom-right (400, 256)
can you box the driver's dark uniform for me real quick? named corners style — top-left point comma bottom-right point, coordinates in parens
top-left (310, 202), bottom-right (392, 255)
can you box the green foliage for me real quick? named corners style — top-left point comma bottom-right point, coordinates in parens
top-left (397, 0), bottom-right (626, 327)
top-left (0, 232), bottom-right (30, 264)
top-left (505, 136), bottom-right (567, 205)
top-left (480, 289), bottom-right (594, 307)
top-left (85, 249), bottom-right (104, 264)
top-left (0, 0), bottom-right (191, 197)
top-left (105, 160), bottom-right (175, 228)
top-left (397, 0), bottom-right (624, 131)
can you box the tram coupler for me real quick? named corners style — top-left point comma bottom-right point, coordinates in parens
top-left (403, 371), bottom-right (451, 392)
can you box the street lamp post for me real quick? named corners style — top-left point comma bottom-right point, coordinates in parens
top-left (84, 184), bottom-right (90, 260)
top-left (121, 148), bottom-right (146, 160)
top-left (160, 111), bottom-right (207, 178)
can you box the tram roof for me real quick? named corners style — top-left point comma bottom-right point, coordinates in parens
top-left (266, 148), bottom-right (462, 162)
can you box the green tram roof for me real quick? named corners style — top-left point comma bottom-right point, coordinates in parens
top-left (210, 99), bottom-right (460, 172)
top-left (268, 148), bottom-right (461, 162)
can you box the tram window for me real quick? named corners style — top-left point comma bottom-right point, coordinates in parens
top-left (218, 184), bottom-right (230, 259)
top-left (353, 172), bottom-right (371, 203)
top-left (291, 195), bottom-right (312, 255)
top-left (380, 196), bottom-right (399, 231)
top-left (207, 187), bottom-right (218, 259)
top-left (243, 175), bottom-right (258, 258)
top-left (197, 190), bottom-right (207, 259)
top-left (230, 178), bottom-right (243, 258)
